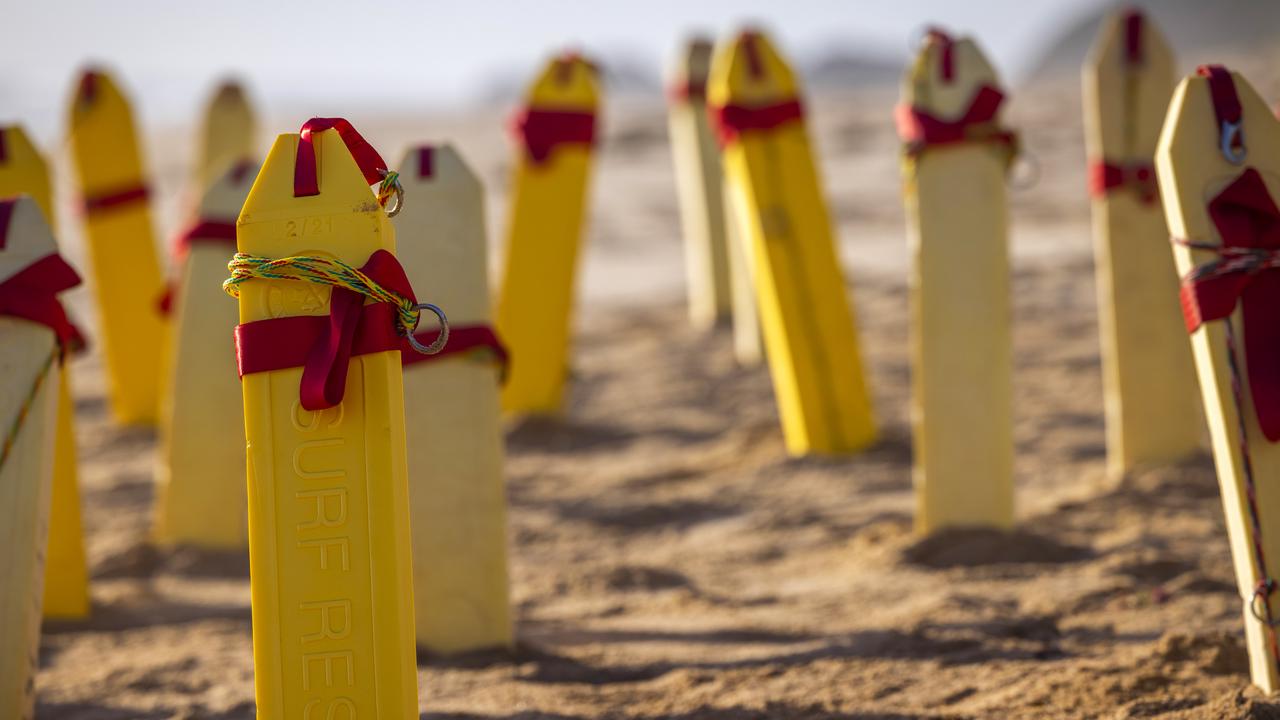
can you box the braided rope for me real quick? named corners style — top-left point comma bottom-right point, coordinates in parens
top-left (0, 346), bottom-right (58, 474)
top-left (222, 253), bottom-right (419, 334)
top-left (1177, 238), bottom-right (1280, 664)
top-left (376, 170), bottom-right (403, 217)
top-left (1180, 240), bottom-right (1280, 284)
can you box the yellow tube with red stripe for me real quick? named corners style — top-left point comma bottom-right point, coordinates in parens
top-left (0, 124), bottom-right (90, 619)
top-left (708, 30), bottom-right (876, 455)
top-left (66, 68), bottom-right (165, 425)
top-left (496, 53), bottom-right (600, 415)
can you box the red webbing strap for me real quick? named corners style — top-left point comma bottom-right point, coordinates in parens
top-left (1123, 10), bottom-right (1144, 65)
top-left (925, 28), bottom-right (955, 82)
top-left (76, 71), bottom-right (100, 105)
top-left (1179, 168), bottom-right (1280, 439)
top-left (668, 78), bottom-right (707, 103)
top-left (0, 201), bottom-right (14, 249)
top-left (401, 324), bottom-right (509, 379)
top-left (82, 184), bottom-right (149, 214)
top-left (1086, 11), bottom-right (1156, 205)
top-left (233, 249), bottom-right (418, 411)
top-left (510, 108), bottom-right (596, 165)
top-left (294, 118), bottom-right (389, 197)
top-left (417, 146), bottom-right (434, 179)
top-left (0, 253), bottom-right (86, 354)
top-left (0, 198), bottom-right (85, 353)
top-left (894, 85), bottom-right (1017, 158)
top-left (1198, 65), bottom-right (1245, 158)
top-left (1087, 161), bottom-right (1158, 204)
top-left (710, 100), bottom-right (804, 148)
top-left (707, 29), bottom-right (806, 147)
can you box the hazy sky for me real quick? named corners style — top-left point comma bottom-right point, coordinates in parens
top-left (4, 0), bottom-right (1101, 143)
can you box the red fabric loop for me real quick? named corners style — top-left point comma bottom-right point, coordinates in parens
top-left (401, 324), bottom-right (509, 379)
top-left (710, 99), bottom-right (804, 148)
top-left (1179, 167), bottom-right (1280, 440)
top-left (82, 184), bottom-right (149, 214)
top-left (1198, 65), bottom-right (1243, 125)
top-left (1087, 161), bottom-right (1158, 204)
top-left (895, 85), bottom-right (1017, 158)
top-left (668, 79), bottom-right (707, 103)
top-left (294, 118), bottom-right (389, 198)
top-left (0, 253), bottom-right (86, 354)
top-left (416, 146), bottom-right (435, 179)
top-left (925, 28), bottom-right (956, 82)
top-left (76, 71), bottom-right (100, 105)
top-left (234, 249), bottom-right (418, 411)
top-left (1123, 10), bottom-right (1144, 65)
top-left (510, 108), bottom-right (596, 165)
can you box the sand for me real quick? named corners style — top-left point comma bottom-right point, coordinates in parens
top-left (30, 56), bottom-right (1280, 719)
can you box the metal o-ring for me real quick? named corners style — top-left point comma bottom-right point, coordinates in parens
top-left (384, 182), bottom-right (404, 217)
top-left (1250, 582), bottom-right (1280, 626)
top-left (1221, 120), bottom-right (1246, 166)
top-left (1008, 151), bottom-right (1041, 192)
top-left (406, 302), bottom-right (449, 355)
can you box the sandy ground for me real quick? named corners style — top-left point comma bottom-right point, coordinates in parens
top-left (30, 58), bottom-right (1280, 718)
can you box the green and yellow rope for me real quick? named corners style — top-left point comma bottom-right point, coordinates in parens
top-left (222, 253), bottom-right (419, 334)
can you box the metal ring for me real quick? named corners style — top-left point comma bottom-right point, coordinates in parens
top-left (1250, 581), bottom-right (1280, 626)
top-left (1008, 151), bottom-right (1041, 191)
top-left (378, 169), bottom-right (405, 218)
top-left (406, 302), bottom-right (449, 355)
top-left (1221, 120), bottom-right (1246, 165)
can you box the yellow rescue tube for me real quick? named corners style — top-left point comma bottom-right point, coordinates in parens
top-left (708, 30), bottom-right (876, 455)
top-left (496, 52), bottom-right (600, 415)
top-left (0, 124), bottom-right (91, 619)
top-left (195, 80), bottom-right (257, 193)
top-left (0, 197), bottom-right (78, 718)
top-left (668, 37), bottom-right (732, 330)
top-left (898, 31), bottom-right (1015, 533)
top-left (1083, 9), bottom-right (1201, 479)
top-left (154, 160), bottom-right (259, 548)
top-left (236, 120), bottom-right (418, 717)
top-left (1156, 65), bottom-right (1280, 695)
top-left (66, 68), bottom-right (165, 425)
top-left (394, 144), bottom-right (513, 654)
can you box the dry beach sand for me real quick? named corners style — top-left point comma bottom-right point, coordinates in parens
top-left (27, 12), bottom-right (1280, 720)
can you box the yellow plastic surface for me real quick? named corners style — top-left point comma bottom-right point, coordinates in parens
top-left (708, 31), bottom-right (876, 455)
top-left (394, 145), bottom-right (512, 654)
top-left (723, 177), bottom-right (762, 366)
top-left (1157, 69), bottom-right (1280, 694)
top-left (66, 69), bottom-right (164, 425)
top-left (0, 126), bottom-right (54, 222)
top-left (196, 81), bottom-right (256, 194)
top-left (0, 199), bottom-right (64, 720)
top-left (669, 38), bottom-right (732, 330)
top-left (44, 371), bottom-right (89, 618)
top-left (496, 54), bottom-right (599, 415)
top-left (154, 162), bottom-right (259, 548)
top-left (0, 125), bottom-right (91, 619)
top-left (237, 128), bottom-right (417, 717)
top-left (1083, 11), bottom-right (1201, 479)
top-left (901, 35), bottom-right (1013, 533)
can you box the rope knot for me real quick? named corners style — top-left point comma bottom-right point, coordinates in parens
top-left (222, 252), bottom-right (422, 337)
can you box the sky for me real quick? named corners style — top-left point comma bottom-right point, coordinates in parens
top-left (2, 0), bottom-right (1103, 144)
